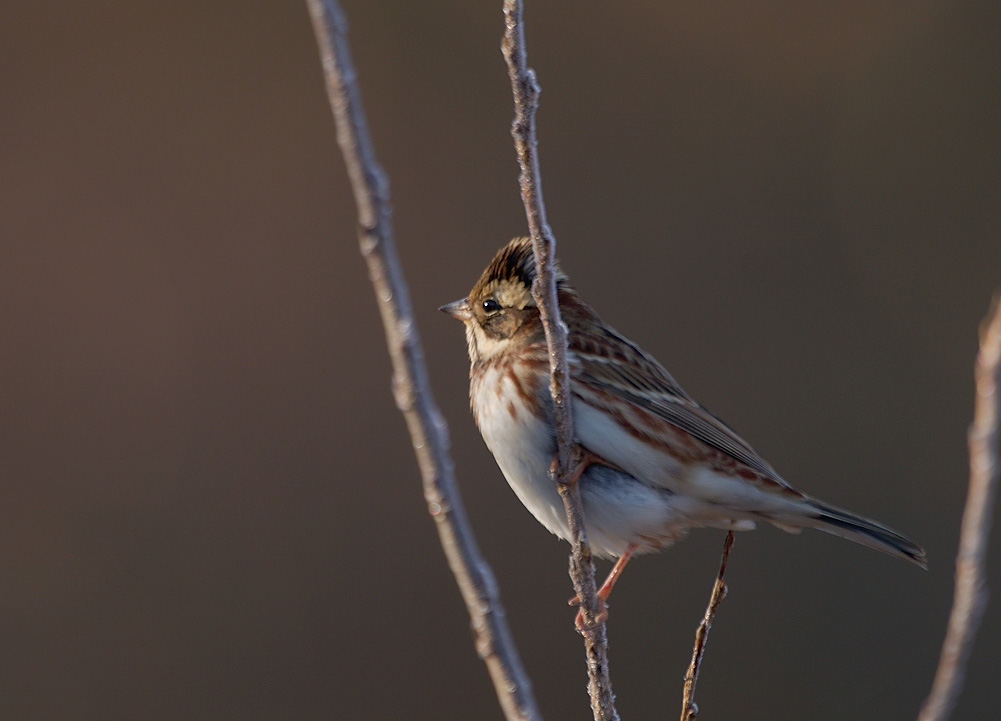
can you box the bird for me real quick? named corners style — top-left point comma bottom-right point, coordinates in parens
top-left (440, 237), bottom-right (925, 626)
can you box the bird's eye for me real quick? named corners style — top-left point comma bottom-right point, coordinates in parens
top-left (482, 298), bottom-right (502, 313)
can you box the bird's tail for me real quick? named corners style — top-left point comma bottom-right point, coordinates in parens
top-left (794, 499), bottom-right (927, 569)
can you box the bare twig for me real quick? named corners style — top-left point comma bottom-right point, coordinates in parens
top-left (304, 2), bottom-right (542, 720)
top-left (917, 297), bottom-right (1001, 721)
top-left (680, 531), bottom-right (735, 721)
top-left (500, 3), bottom-right (619, 720)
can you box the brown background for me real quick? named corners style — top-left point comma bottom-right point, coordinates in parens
top-left (2, 1), bottom-right (999, 719)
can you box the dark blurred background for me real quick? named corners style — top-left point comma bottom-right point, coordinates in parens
top-left (1, 1), bottom-right (998, 719)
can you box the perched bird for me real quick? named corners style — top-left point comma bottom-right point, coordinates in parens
top-left (441, 237), bottom-right (925, 624)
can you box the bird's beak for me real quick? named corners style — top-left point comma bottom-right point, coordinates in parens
top-left (439, 298), bottom-right (472, 321)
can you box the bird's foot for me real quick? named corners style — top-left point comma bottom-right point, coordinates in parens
top-left (569, 595), bottom-right (609, 631)
top-left (549, 447), bottom-right (622, 486)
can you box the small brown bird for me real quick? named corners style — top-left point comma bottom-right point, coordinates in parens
top-left (442, 237), bottom-right (925, 624)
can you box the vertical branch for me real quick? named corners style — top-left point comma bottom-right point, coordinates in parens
top-left (917, 297), bottom-right (1001, 721)
top-left (680, 531), bottom-right (734, 721)
top-left (304, 2), bottom-right (542, 720)
top-left (500, 2), bottom-right (619, 721)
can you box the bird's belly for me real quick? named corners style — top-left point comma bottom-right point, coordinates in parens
top-left (474, 386), bottom-right (685, 558)
top-left (474, 391), bottom-right (570, 540)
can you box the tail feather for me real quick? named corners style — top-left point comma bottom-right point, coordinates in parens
top-left (801, 500), bottom-right (927, 569)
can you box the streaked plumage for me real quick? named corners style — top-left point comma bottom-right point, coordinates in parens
top-left (441, 238), bottom-right (925, 605)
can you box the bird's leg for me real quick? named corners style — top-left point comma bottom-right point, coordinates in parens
top-left (550, 445), bottom-right (630, 627)
top-left (596, 543), bottom-right (637, 602)
top-left (570, 543), bottom-right (638, 629)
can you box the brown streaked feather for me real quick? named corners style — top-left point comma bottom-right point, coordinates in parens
top-left (563, 301), bottom-right (794, 491)
top-left (574, 382), bottom-right (708, 465)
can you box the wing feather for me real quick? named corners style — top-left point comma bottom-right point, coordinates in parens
top-left (571, 326), bottom-right (790, 486)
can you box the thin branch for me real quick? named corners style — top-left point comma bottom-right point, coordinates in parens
top-left (917, 297), bottom-right (1001, 721)
top-left (680, 531), bottom-right (734, 721)
top-left (500, 3), bottom-right (619, 720)
top-left (304, 3), bottom-right (542, 720)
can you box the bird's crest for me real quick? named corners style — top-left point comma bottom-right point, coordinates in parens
top-left (470, 237), bottom-right (567, 304)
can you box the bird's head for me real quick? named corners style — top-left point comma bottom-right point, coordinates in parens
top-left (440, 237), bottom-right (564, 362)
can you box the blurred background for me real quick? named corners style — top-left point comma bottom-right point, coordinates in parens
top-left (1, 1), bottom-right (999, 719)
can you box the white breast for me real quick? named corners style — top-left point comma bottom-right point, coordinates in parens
top-left (471, 362), bottom-right (693, 558)
top-left (472, 363), bottom-right (571, 540)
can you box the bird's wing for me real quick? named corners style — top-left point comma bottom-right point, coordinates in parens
top-left (570, 325), bottom-right (793, 488)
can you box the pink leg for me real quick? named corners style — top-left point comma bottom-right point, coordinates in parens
top-left (571, 543), bottom-right (638, 629)
top-left (597, 543), bottom-right (637, 601)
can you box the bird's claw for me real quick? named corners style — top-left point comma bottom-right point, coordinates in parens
top-left (550, 447), bottom-right (621, 486)
top-left (573, 598), bottom-right (609, 631)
